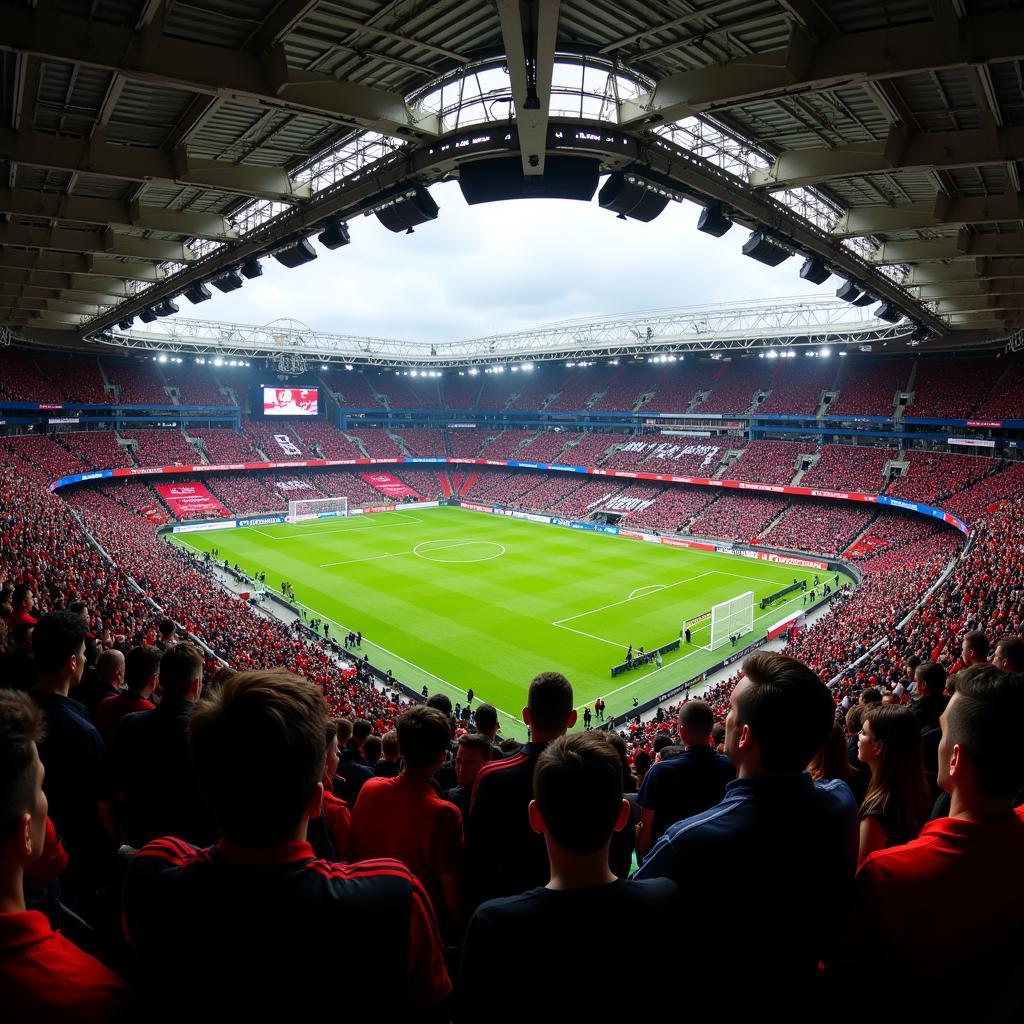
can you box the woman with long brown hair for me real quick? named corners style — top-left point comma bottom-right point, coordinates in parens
top-left (856, 704), bottom-right (931, 864)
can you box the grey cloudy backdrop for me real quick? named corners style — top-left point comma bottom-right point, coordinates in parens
top-left (194, 179), bottom-right (824, 341)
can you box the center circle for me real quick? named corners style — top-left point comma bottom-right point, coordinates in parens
top-left (413, 540), bottom-right (507, 563)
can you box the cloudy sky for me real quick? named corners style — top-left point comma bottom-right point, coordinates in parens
top-left (184, 179), bottom-right (825, 342)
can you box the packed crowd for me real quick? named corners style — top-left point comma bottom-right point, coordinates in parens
top-left (687, 493), bottom-right (788, 543)
top-left (763, 502), bottom-right (875, 557)
top-left (801, 444), bottom-right (898, 493)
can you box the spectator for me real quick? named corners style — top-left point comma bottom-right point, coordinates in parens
top-left (75, 648), bottom-right (123, 720)
top-left (844, 704), bottom-right (871, 794)
top-left (635, 653), bottom-right (858, 1006)
top-left (454, 733), bottom-right (679, 1023)
top-left (856, 705), bottom-right (931, 864)
top-left (374, 729), bottom-right (401, 777)
top-left (351, 705), bottom-right (463, 928)
top-left (808, 722), bottom-right (865, 804)
top-left (961, 629), bottom-right (990, 667)
top-left (30, 612), bottom-right (116, 904)
top-left (841, 665), bottom-right (1024, 1016)
top-left (123, 669), bottom-right (451, 1019)
top-left (464, 671), bottom-right (577, 907)
top-left (635, 699), bottom-right (735, 860)
top-left (154, 619), bottom-right (177, 652)
top-left (114, 642), bottom-right (218, 848)
top-left (8, 583), bottom-right (37, 630)
top-left (444, 733), bottom-right (494, 819)
top-left (909, 660), bottom-right (948, 793)
top-left (333, 718), bottom-right (373, 802)
top-left (93, 646), bottom-right (159, 749)
top-left (307, 719), bottom-right (351, 861)
top-left (0, 690), bottom-right (128, 1020)
top-left (993, 634), bottom-right (1024, 673)
top-left (2, 622), bottom-right (37, 691)
top-left (362, 734), bottom-right (382, 767)
top-left (472, 702), bottom-right (503, 758)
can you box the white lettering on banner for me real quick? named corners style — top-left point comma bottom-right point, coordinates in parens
top-left (275, 479), bottom-right (314, 491)
top-left (617, 441), bottom-right (721, 469)
top-left (809, 489), bottom-right (856, 500)
top-left (585, 491), bottom-right (614, 510)
top-left (759, 552), bottom-right (827, 570)
top-left (274, 434), bottom-right (301, 456)
top-left (601, 495), bottom-right (657, 513)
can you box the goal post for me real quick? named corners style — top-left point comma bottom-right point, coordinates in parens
top-left (287, 496), bottom-right (349, 523)
top-left (683, 591), bottom-right (754, 651)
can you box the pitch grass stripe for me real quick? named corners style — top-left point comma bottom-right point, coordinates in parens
top-left (171, 507), bottom-right (847, 739)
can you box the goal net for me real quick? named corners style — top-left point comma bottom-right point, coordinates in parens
top-left (705, 591), bottom-right (754, 651)
top-left (287, 496), bottom-right (348, 523)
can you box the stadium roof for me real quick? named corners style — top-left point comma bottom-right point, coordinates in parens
top-left (1, 1), bottom-right (1023, 347)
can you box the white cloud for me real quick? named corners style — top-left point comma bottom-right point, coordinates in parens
top-left (184, 179), bottom-right (826, 341)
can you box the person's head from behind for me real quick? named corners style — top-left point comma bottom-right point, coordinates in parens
top-left (860, 687), bottom-right (881, 706)
top-left (961, 630), bottom-right (989, 667)
top-left (397, 705), bottom-right (451, 775)
top-left (914, 661), bottom-right (947, 700)
top-left (363, 734), bottom-right (382, 765)
top-left (808, 722), bottom-right (854, 784)
top-left (454, 733), bottom-right (492, 789)
top-left (352, 718), bottom-right (372, 747)
top-left (992, 636), bottom-right (1024, 675)
top-left (939, 664), bottom-right (1024, 808)
top-left (324, 720), bottom-right (340, 785)
top-left (845, 703), bottom-right (865, 738)
top-left (474, 702), bottom-right (498, 738)
top-left (529, 733), bottom-right (628, 862)
top-left (677, 700), bottom-right (715, 747)
top-left (67, 600), bottom-right (89, 626)
top-left (32, 611), bottom-right (87, 688)
top-left (189, 670), bottom-right (328, 846)
top-left (726, 653), bottom-right (834, 776)
top-left (159, 642), bottom-right (204, 702)
top-left (0, 690), bottom-right (47, 878)
top-left (380, 729), bottom-right (399, 762)
top-left (96, 648), bottom-right (125, 689)
top-left (426, 693), bottom-right (452, 718)
top-left (523, 671), bottom-right (576, 742)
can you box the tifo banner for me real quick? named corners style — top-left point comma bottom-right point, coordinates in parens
top-left (360, 472), bottom-right (421, 499)
top-left (275, 478), bottom-right (314, 491)
top-left (156, 482), bottom-right (231, 519)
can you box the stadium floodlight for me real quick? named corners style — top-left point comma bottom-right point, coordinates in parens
top-left (742, 230), bottom-right (791, 267)
top-left (835, 280), bottom-right (861, 302)
top-left (317, 217), bottom-right (351, 250)
top-left (157, 354), bottom-right (168, 363)
top-left (344, 364), bottom-right (353, 370)
top-left (273, 237), bottom-right (317, 268)
top-left (820, 347), bottom-right (831, 357)
top-left (139, 307), bottom-right (158, 323)
top-left (697, 202), bottom-right (732, 237)
top-left (240, 257), bottom-right (262, 279)
top-left (211, 269), bottom-right (244, 293)
top-left (799, 256), bottom-right (831, 285)
top-left (184, 282), bottom-right (212, 304)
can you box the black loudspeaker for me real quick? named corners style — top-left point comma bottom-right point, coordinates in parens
top-left (799, 256), bottom-right (831, 285)
top-left (154, 299), bottom-right (179, 317)
top-left (317, 218), bottom-right (351, 250)
top-left (273, 237), bottom-right (318, 268)
top-left (742, 230), bottom-right (791, 267)
top-left (835, 280), bottom-right (861, 302)
top-left (598, 173), bottom-right (671, 222)
top-left (139, 308), bottom-right (158, 323)
top-left (375, 186), bottom-right (440, 232)
top-left (184, 282), bottom-right (212, 304)
top-left (117, 318), bottom-right (134, 330)
top-left (697, 202), bottom-right (733, 236)
top-left (457, 156), bottom-right (600, 205)
top-left (240, 257), bottom-right (263, 279)
top-left (211, 270), bottom-right (243, 293)
top-left (874, 301), bottom-right (903, 323)
top-left (852, 291), bottom-right (877, 307)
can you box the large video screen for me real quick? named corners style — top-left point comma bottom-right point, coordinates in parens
top-left (262, 387), bottom-right (319, 417)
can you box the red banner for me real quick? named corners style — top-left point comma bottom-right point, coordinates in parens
top-left (360, 472), bottom-right (421, 500)
top-left (155, 482), bottom-right (231, 519)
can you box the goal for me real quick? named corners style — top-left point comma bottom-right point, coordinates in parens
top-left (689, 591), bottom-right (754, 651)
top-left (287, 496), bottom-right (348, 523)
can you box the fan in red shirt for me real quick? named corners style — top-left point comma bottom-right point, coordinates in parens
top-left (0, 690), bottom-right (128, 1021)
top-left (308, 718), bottom-right (352, 860)
top-left (93, 645), bottom-right (160, 748)
top-left (7, 582), bottom-right (37, 631)
top-left (351, 704), bottom-right (464, 929)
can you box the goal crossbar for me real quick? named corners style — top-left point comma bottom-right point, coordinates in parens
top-left (287, 496), bottom-right (348, 523)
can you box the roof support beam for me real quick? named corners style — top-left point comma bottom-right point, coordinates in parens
top-left (832, 192), bottom-right (1024, 237)
top-left (0, 188), bottom-right (238, 240)
top-left (0, 6), bottom-right (438, 141)
top-left (0, 249), bottom-right (166, 280)
top-left (0, 128), bottom-right (311, 203)
top-left (8, 297), bottom-right (103, 315)
top-left (936, 295), bottom-right (1024, 314)
top-left (870, 231), bottom-right (1024, 264)
top-left (0, 283), bottom-right (125, 304)
top-left (620, 11), bottom-right (1024, 126)
top-left (0, 223), bottom-right (195, 261)
top-left (910, 278), bottom-right (1024, 300)
top-left (751, 125), bottom-right (1024, 190)
top-left (0, 267), bottom-right (132, 297)
top-left (905, 259), bottom-right (1024, 284)
top-left (496, 0), bottom-right (560, 176)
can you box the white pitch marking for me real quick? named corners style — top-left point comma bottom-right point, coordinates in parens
top-left (413, 540), bottom-right (506, 564)
top-left (628, 584), bottom-right (667, 601)
top-left (553, 572), bottom-right (713, 626)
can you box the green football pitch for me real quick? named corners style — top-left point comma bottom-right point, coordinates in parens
top-left (172, 506), bottom-right (849, 738)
